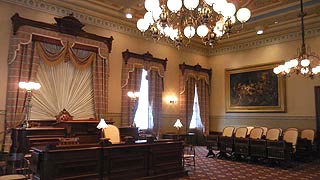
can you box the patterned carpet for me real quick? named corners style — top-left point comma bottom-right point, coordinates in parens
top-left (174, 146), bottom-right (320, 180)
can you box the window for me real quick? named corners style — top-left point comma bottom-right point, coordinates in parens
top-left (134, 69), bottom-right (153, 129)
top-left (189, 85), bottom-right (203, 129)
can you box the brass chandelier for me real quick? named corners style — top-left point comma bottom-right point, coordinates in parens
top-left (273, 0), bottom-right (320, 78)
top-left (136, 0), bottom-right (251, 48)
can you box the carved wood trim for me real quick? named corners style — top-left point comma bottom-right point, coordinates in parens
top-left (122, 49), bottom-right (168, 71)
top-left (11, 13), bottom-right (113, 53)
top-left (179, 62), bottom-right (212, 81)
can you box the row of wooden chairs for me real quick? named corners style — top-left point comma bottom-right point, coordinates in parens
top-left (206, 126), bottom-right (315, 165)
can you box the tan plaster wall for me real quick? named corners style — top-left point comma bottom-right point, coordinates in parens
top-left (0, 2), bottom-right (209, 136)
top-left (209, 37), bottom-right (320, 131)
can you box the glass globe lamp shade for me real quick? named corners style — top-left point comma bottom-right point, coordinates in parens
top-left (273, 67), bottom-right (280, 74)
top-left (212, 0), bottom-right (227, 13)
top-left (196, 24), bottom-right (209, 38)
top-left (301, 59), bottom-right (310, 67)
top-left (213, 26), bottom-right (223, 37)
top-left (301, 67), bottom-right (309, 74)
top-left (169, 28), bottom-right (178, 40)
top-left (236, 8), bottom-right (251, 23)
top-left (145, 0), bottom-right (160, 12)
top-left (167, 0), bottom-right (182, 12)
top-left (18, 82), bottom-right (27, 89)
top-left (204, 0), bottom-right (215, 5)
top-left (290, 59), bottom-right (299, 67)
top-left (144, 11), bottom-right (154, 25)
top-left (33, 82), bottom-right (41, 90)
top-left (183, 25), bottom-right (195, 39)
top-left (152, 7), bottom-right (162, 21)
top-left (312, 66), bottom-right (320, 74)
top-left (163, 26), bottom-right (172, 36)
top-left (284, 61), bottom-right (292, 69)
top-left (137, 18), bottom-right (149, 32)
top-left (184, 0), bottom-right (199, 10)
top-left (221, 3), bottom-right (236, 17)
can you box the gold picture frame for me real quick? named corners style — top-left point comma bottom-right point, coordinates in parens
top-left (225, 63), bottom-right (286, 113)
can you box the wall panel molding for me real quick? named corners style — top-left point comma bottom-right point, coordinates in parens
top-left (211, 115), bottom-right (315, 121)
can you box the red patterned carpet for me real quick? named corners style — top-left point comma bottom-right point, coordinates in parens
top-left (175, 146), bottom-right (320, 180)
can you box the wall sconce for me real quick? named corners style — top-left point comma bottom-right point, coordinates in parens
top-left (18, 81), bottom-right (41, 128)
top-left (167, 96), bottom-right (177, 104)
top-left (97, 118), bottom-right (109, 138)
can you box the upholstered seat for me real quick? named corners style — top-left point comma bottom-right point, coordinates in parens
top-left (103, 125), bottom-right (121, 144)
top-left (217, 126), bottom-right (235, 159)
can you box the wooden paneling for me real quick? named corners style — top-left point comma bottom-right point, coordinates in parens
top-left (30, 141), bottom-right (187, 180)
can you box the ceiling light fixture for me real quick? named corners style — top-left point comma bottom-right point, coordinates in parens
top-left (255, 25), bottom-right (264, 35)
top-left (273, 0), bottom-right (320, 78)
top-left (136, 0), bottom-right (251, 49)
top-left (124, 8), bottom-right (133, 19)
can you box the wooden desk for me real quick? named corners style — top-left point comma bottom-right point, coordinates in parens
top-left (30, 141), bottom-right (187, 180)
top-left (10, 127), bottom-right (66, 154)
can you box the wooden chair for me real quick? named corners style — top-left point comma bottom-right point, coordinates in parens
top-left (217, 126), bottom-right (235, 159)
top-left (0, 153), bottom-right (30, 180)
top-left (206, 133), bottom-right (219, 158)
top-left (103, 125), bottom-right (121, 144)
top-left (182, 144), bottom-right (195, 170)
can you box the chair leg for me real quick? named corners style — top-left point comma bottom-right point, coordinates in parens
top-left (206, 150), bottom-right (215, 158)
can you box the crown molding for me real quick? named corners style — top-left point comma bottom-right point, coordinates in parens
top-left (3, 0), bottom-right (320, 57)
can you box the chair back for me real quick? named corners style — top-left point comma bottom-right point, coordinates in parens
top-left (266, 128), bottom-right (281, 141)
top-left (286, 127), bottom-right (298, 131)
top-left (283, 128), bottom-right (299, 149)
top-left (249, 127), bottom-right (263, 139)
top-left (103, 125), bottom-right (121, 144)
top-left (235, 127), bottom-right (247, 138)
top-left (246, 126), bottom-right (254, 136)
top-left (261, 127), bottom-right (268, 137)
top-left (222, 126), bottom-right (235, 137)
top-left (300, 129), bottom-right (315, 144)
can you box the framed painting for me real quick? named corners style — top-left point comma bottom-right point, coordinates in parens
top-left (225, 63), bottom-right (286, 112)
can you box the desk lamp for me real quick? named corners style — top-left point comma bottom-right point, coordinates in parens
top-left (173, 119), bottom-right (183, 139)
top-left (97, 118), bottom-right (108, 138)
